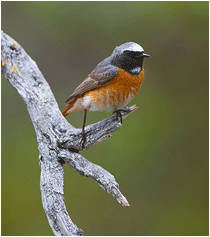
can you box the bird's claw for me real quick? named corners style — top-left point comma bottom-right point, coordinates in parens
top-left (80, 132), bottom-right (86, 149)
top-left (113, 109), bottom-right (127, 124)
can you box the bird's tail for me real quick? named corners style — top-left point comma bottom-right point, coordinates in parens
top-left (62, 99), bottom-right (77, 117)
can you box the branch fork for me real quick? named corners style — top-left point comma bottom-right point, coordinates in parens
top-left (1, 31), bottom-right (138, 236)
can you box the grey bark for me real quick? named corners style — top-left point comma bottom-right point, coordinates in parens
top-left (1, 31), bottom-right (137, 236)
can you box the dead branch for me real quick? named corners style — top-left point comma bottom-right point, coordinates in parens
top-left (1, 31), bottom-right (137, 235)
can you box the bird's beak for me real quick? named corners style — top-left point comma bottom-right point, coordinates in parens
top-left (142, 53), bottom-right (151, 58)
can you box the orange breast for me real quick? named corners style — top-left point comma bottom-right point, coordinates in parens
top-left (84, 67), bottom-right (145, 111)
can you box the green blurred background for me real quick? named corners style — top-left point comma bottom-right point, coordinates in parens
top-left (1, 2), bottom-right (209, 236)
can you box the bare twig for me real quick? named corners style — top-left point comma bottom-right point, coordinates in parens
top-left (1, 31), bottom-right (136, 235)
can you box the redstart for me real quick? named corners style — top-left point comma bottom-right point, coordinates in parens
top-left (62, 42), bottom-right (150, 140)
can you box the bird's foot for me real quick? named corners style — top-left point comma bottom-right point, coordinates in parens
top-left (80, 132), bottom-right (86, 149)
top-left (113, 109), bottom-right (127, 124)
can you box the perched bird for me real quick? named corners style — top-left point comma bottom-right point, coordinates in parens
top-left (62, 42), bottom-right (150, 139)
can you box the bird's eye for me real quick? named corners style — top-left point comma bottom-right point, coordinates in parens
top-left (124, 50), bottom-right (142, 57)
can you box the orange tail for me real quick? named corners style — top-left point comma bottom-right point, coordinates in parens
top-left (62, 99), bottom-right (77, 117)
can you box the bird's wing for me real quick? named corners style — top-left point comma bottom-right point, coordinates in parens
top-left (65, 63), bottom-right (119, 104)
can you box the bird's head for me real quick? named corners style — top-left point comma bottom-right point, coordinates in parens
top-left (111, 42), bottom-right (150, 75)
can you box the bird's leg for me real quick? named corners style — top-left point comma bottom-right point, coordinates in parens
top-left (113, 109), bottom-right (127, 124)
top-left (81, 108), bottom-right (88, 149)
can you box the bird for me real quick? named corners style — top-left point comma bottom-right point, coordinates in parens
top-left (62, 42), bottom-right (150, 144)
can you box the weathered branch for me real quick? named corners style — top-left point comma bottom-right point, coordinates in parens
top-left (1, 31), bottom-right (137, 235)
